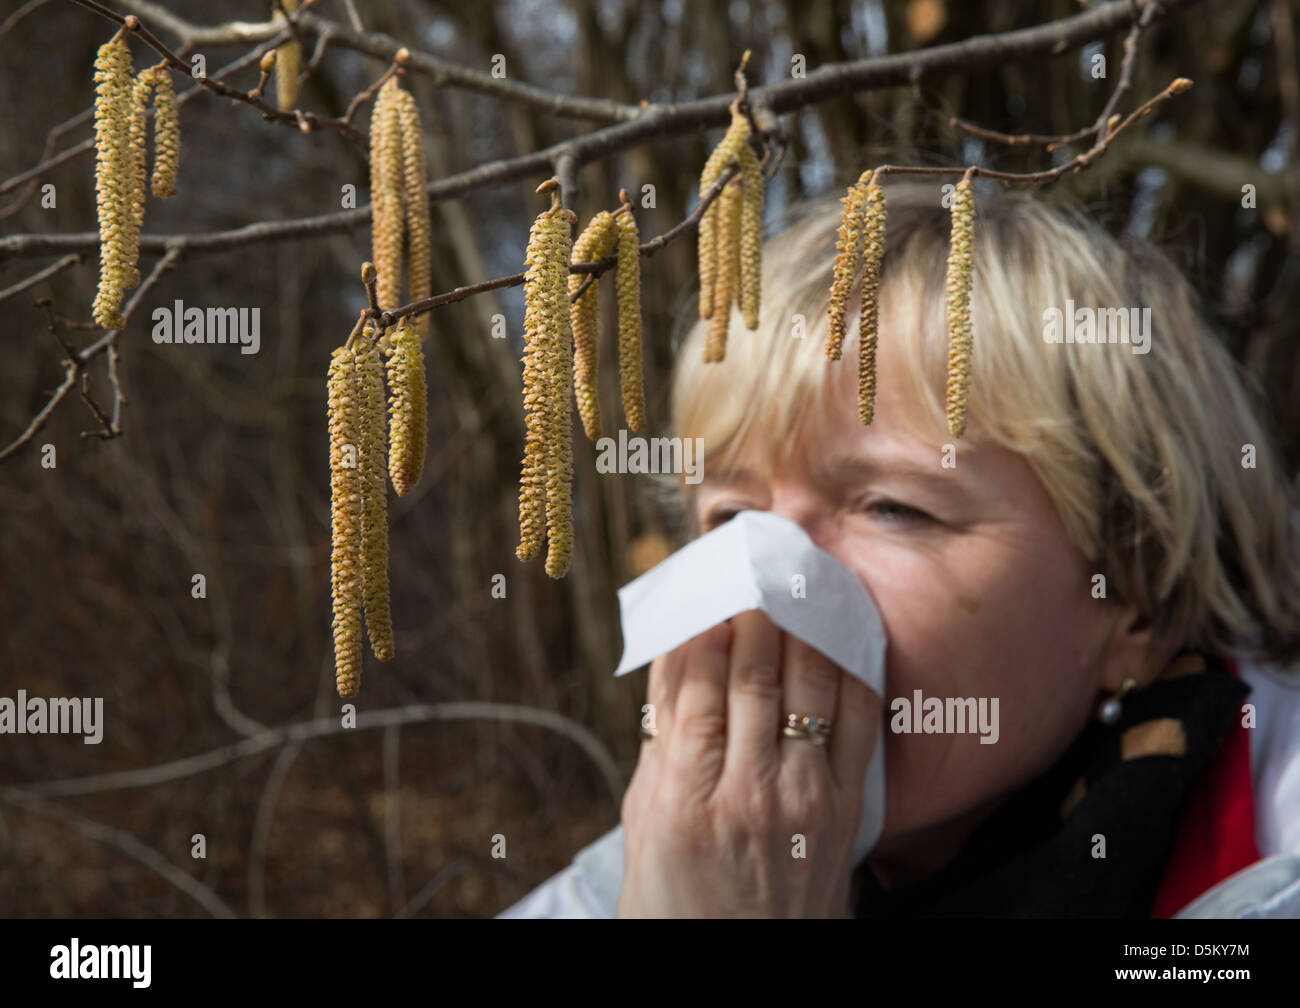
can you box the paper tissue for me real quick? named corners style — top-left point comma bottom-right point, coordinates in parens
top-left (614, 509), bottom-right (888, 865)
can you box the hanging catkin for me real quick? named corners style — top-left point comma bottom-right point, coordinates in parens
top-left (945, 176), bottom-right (976, 438)
top-left (395, 86), bottom-right (432, 341)
top-left (517, 210), bottom-right (558, 561)
top-left (328, 346), bottom-right (363, 697)
top-left (569, 211), bottom-right (617, 441)
top-left (370, 79), bottom-right (404, 321)
top-left (698, 106), bottom-right (751, 320)
top-left (91, 32), bottom-right (133, 330)
top-left (704, 178), bottom-right (742, 363)
top-left (149, 66), bottom-right (179, 199)
top-left (387, 324), bottom-right (427, 496)
top-left (123, 71), bottom-right (151, 293)
top-left (828, 177), bottom-right (870, 362)
top-left (857, 182), bottom-right (886, 426)
top-left (615, 202), bottom-right (646, 432)
top-left (355, 342), bottom-right (394, 662)
top-left (544, 209), bottom-right (577, 580)
top-left (737, 139), bottom-right (764, 331)
top-left (274, 0), bottom-right (301, 111)
top-left (517, 198), bottom-right (574, 573)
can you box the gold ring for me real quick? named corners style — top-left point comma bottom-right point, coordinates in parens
top-left (781, 713), bottom-right (832, 745)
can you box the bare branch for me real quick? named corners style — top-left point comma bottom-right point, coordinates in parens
top-left (0, 254), bottom-right (84, 306)
top-left (2, 789), bottom-right (238, 918)
top-left (0, 701), bottom-right (626, 808)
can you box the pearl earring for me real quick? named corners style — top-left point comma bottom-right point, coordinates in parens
top-left (1098, 677), bottom-right (1138, 726)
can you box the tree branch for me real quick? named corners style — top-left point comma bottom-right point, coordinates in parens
top-left (0, 701), bottom-right (625, 808)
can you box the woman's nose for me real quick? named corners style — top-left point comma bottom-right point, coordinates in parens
top-left (768, 487), bottom-right (834, 553)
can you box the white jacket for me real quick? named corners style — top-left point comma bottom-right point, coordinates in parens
top-left (497, 655), bottom-right (1300, 918)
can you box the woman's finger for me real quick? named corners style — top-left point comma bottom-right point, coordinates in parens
top-left (722, 609), bottom-right (783, 781)
top-left (664, 620), bottom-right (732, 795)
top-left (827, 670), bottom-right (880, 793)
top-left (779, 634), bottom-right (841, 767)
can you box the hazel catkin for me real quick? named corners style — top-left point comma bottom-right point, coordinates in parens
top-left (543, 210), bottom-right (577, 580)
top-left (517, 204), bottom-right (574, 573)
top-left (328, 346), bottom-right (363, 697)
top-left (704, 178), bottom-right (742, 363)
top-left (516, 214), bottom-right (553, 563)
top-left (569, 211), bottom-right (617, 441)
top-left (945, 176), bottom-right (976, 438)
top-left (356, 342), bottom-right (394, 662)
top-left (387, 325), bottom-right (427, 497)
top-left (857, 183), bottom-right (886, 426)
top-left (122, 71), bottom-right (151, 292)
top-left (827, 177), bottom-right (870, 362)
top-left (615, 205), bottom-right (646, 432)
top-left (395, 86), bottom-right (432, 341)
top-left (274, 0), bottom-right (302, 111)
top-left (150, 66), bottom-right (179, 199)
top-left (698, 106), bottom-right (751, 321)
top-left (370, 79), bottom-right (404, 322)
top-left (737, 139), bottom-right (764, 331)
top-left (91, 33), bottom-right (134, 330)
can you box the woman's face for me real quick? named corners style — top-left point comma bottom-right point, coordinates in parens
top-left (692, 332), bottom-right (1150, 883)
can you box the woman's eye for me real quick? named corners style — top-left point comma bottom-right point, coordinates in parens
top-left (704, 507), bottom-right (742, 529)
top-left (860, 498), bottom-right (930, 522)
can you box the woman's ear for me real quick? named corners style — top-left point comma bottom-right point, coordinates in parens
top-left (1098, 604), bottom-right (1177, 694)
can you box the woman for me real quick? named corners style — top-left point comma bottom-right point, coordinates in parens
top-left (499, 182), bottom-right (1300, 918)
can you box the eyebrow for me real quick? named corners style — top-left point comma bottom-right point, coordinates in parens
top-left (707, 454), bottom-right (977, 499)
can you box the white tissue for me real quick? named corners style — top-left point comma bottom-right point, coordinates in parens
top-left (614, 509), bottom-right (888, 865)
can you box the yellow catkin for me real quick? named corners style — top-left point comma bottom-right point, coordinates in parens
top-left (274, 0), bottom-right (301, 111)
top-left (387, 325), bottom-right (427, 496)
top-left (704, 179), bottom-right (742, 363)
top-left (150, 67), bottom-right (179, 199)
top-left (737, 139), bottom-right (764, 330)
top-left (370, 79), bottom-right (404, 322)
top-left (945, 177), bottom-right (976, 438)
top-left (328, 346), bottom-right (363, 698)
top-left (395, 86), bottom-right (432, 341)
top-left (615, 208), bottom-right (646, 432)
top-left (356, 343), bottom-right (394, 662)
top-left (543, 210), bottom-right (576, 580)
top-left (698, 108), bottom-right (751, 319)
top-left (517, 211), bottom-right (557, 561)
top-left (569, 211), bottom-right (617, 441)
top-left (122, 71), bottom-right (150, 293)
top-left (91, 34), bottom-right (133, 330)
top-left (827, 179), bottom-right (870, 361)
top-left (857, 183), bottom-right (886, 425)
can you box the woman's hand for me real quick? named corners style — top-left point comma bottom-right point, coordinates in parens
top-left (617, 609), bottom-right (881, 917)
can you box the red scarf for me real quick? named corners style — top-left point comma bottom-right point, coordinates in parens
top-left (1149, 656), bottom-right (1261, 917)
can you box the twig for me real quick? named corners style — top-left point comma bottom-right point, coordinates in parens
top-left (0, 248), bottom-right (179, 462)
top-left (1, 789), bottom-right (238, 918)
top-left (0, 0), bottom-right (52, 37)
top-left (1, 40), bottom-right (277, 203)
top-left (0, 701), bottom-right (626, 808)
top-left (246, 738), bottom-right (304, 918)
top-left (0, 254), bottom-right (84, 306)
top-left (67, 0), bottom-right (365, 146)
top-left (4, 0), bottom-right (1198, 264)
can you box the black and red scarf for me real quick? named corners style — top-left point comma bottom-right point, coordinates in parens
top-left (854, 650), bottom-right (1259, 918)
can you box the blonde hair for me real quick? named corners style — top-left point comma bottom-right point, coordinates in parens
top-left (666, 182), bottom-right (1300, 667)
